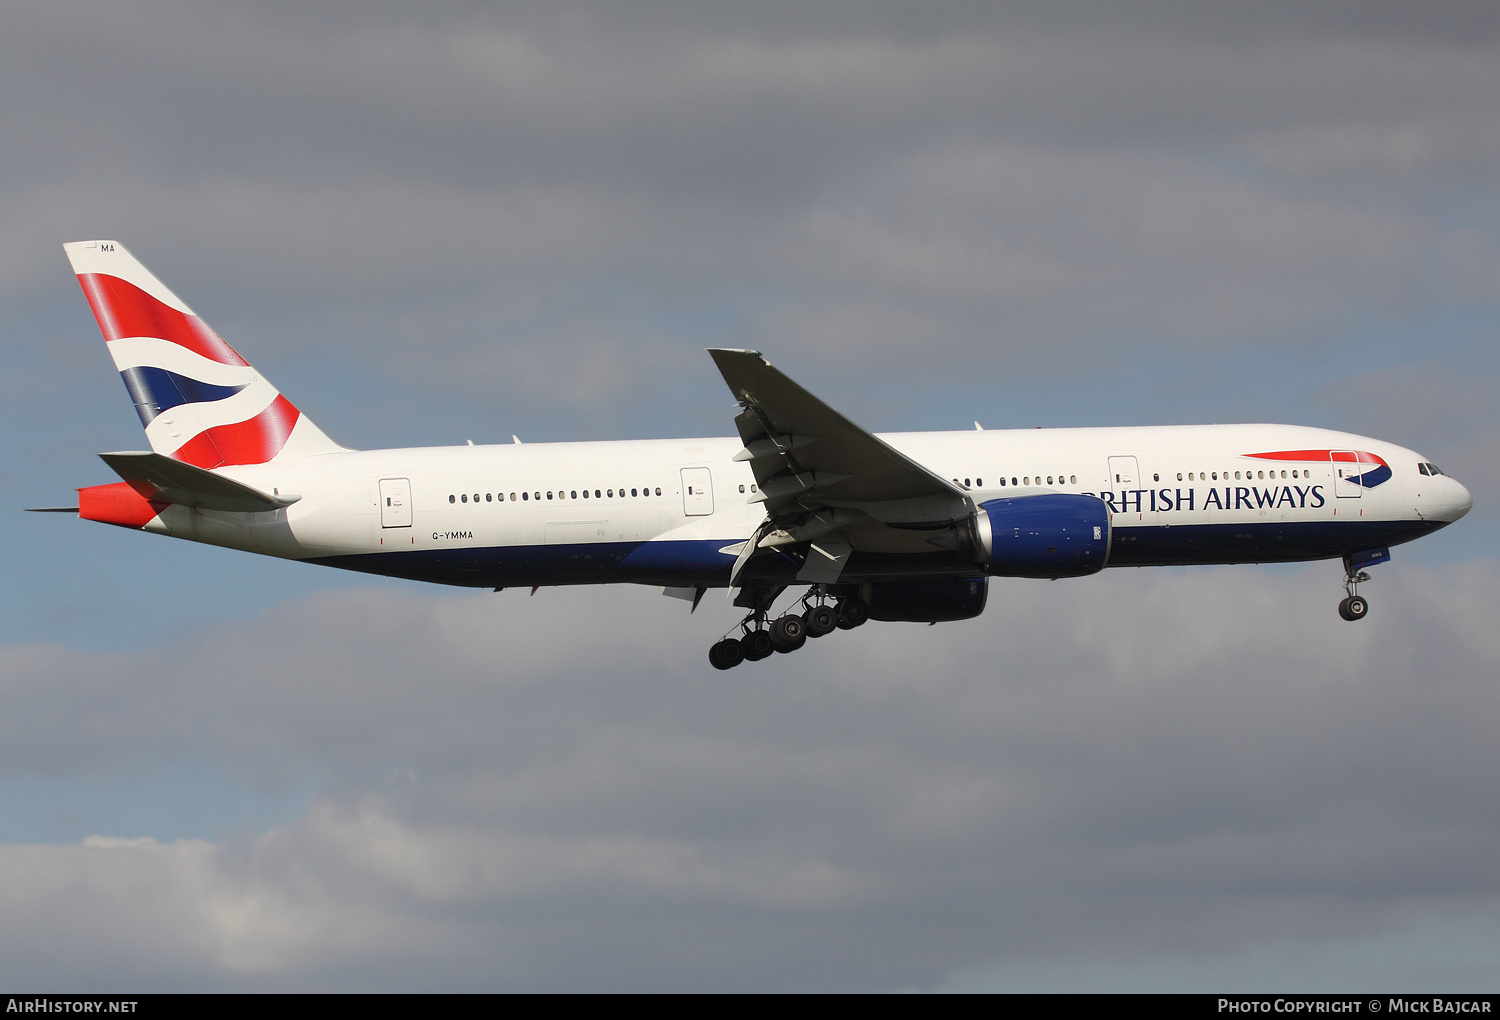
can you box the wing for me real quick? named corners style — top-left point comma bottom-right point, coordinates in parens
top-left (707, 349), bottom-right (972, 584)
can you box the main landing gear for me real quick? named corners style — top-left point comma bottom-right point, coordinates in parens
top-left (1338, 556), bottom-right (1370, 622)
top-left (708, 587), bottom-right (869, 670)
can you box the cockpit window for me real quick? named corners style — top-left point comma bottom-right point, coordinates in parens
top-left (1420, 462), bottom-right (1444, 476)
top-left (1418, 463), bottom-right (1430, 476)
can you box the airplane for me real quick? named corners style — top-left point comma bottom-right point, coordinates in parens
top-left (36, 240), bottom-right (1473, 670)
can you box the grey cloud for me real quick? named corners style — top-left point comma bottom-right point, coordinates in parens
top-left (1, 561), bottom-right (1498, 988)
top-left (2, 1), bottom-right (1496, 433)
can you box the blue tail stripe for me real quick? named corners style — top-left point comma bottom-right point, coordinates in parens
top-left (119, 366), bottom-right (248, 426)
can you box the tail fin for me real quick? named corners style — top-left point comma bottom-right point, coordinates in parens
top-left (63, 240), bottom-right (344, 468)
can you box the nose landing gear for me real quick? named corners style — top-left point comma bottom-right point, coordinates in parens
top-left (1338, 554), bottom-right (1372, 622)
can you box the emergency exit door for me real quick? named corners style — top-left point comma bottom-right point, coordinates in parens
top-left (681, 468), bottom-right (714, 516)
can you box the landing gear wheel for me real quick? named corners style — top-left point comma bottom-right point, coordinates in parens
top-left (770, 614), bottom-right (807, 653)
top-left (1338, 595), bottom-right (1368, 622)
top-left (740, 630), bottom-right (775, 661)
top-left (836, 597), bottom-right (869, 629)
top-left (709, 638), bottom-right (746, 670)
top-left (804, 604), bottom-right (838, 637)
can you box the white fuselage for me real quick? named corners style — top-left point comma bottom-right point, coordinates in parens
top-left (130, 423), bottom-right (1471, 590)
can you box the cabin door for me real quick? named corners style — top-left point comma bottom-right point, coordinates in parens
top-left (379, 477), bottom-right (412, 527)
top-left (1331, 451), bottom-right (1362, 498)
top-left (1106, 456), bottom-right (1140, 489)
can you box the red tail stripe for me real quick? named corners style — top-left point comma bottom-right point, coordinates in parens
top-left (77, 273), bottom-right (248, 367)
top-left (171, 395), bottom-right (300, 469)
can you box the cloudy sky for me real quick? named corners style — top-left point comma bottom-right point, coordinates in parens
top-left (1, 0), bottom-right (1497, 990)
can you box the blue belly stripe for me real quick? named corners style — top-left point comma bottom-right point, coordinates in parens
top-left (302, 518), bottom-right (1449, 590)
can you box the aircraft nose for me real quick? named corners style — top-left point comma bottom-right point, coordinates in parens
top-left (1429, 475), bottom-right (1473, 523)
top-left (1450, 478), bottom-right (1473, 521)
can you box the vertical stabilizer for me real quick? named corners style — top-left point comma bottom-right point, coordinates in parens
top-left (63, 240), bottom-right (344, 467)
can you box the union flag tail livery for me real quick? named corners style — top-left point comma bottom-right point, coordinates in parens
top-left (44, 240), bottom-right (1473, 669)
top-left (64, 240), bottom-right (342, 468)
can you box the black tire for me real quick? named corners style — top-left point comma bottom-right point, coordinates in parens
top-left (836, 597), bottom-right (869, 629)
top-left (770, 614), bottom-right (807, 653)
top-left (741, 630), bottom-right (775, 661)
top-left (1345, 594), bottom-right (1368, 621)
top-left (710, 637), bottom-right (745, 669)
top-left (804, 605), bottom-right (838, 637)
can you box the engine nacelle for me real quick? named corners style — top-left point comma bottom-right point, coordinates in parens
top-left (975, 494), bottom-right (1111, 578)
top-left (864, 577), bottom-right (988, 623)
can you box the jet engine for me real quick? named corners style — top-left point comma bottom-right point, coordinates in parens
top-left (974, 494), bottom-right (1111, 578)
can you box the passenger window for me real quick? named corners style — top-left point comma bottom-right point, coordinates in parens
top-left (595, 490), bottom-right (601, 498)
top-left (1000, 477), bottom-right (1007, 486)
top-left (522, 492), bottom-right (528, 501)
top-left (449, 494), bottom-right (455, 503)
top-left (1177, 473), bottom-right (1183, 481)
top-left (547, 492), bottom-right (553, 500)
top-left (486, 493), bottom-right (492, 502)
top-left (1011, 477), bottom-right (1018, 486)
top-left (976, 478), bottom-right (983, 486)
top-left (631, 488), bottom-right (637, 497)
top-left (474, 493), bottom-right (480, 502)
top-left (1047, 476), bottom-right (1053, 485)
top-left (461, 494), bottom-right (468, 503)
top-left (1153, 473), bottom-right (1159, 482)
top-left (1070, 475), bottom-right (1077, 484)
top-left (655, 487), bottom-right (662, 495)
top-left (738, 484), bottom-right (745, 493)
top-left (510, 493), bottom-right (516, 501)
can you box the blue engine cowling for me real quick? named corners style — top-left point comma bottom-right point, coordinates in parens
top-left (975, 494), bottom-right (1111, 578)
top-left (865, 577), bottom-right (988, 623)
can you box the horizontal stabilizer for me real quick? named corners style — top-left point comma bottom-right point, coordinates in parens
top-left (98, 451), bottom-right (299, 512)
top-left (24, 506), bottom-right (80, 513)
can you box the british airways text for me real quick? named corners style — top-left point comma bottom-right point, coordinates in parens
top-left (1084, 486), bottom-right (1327, 513)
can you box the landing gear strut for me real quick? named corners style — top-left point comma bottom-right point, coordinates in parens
top-left (1339, 555), bottom-right (1370, 622)
top-left (706, 585), bottom-right (869, 669)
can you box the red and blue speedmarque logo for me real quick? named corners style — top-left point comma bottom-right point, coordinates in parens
top-left (1247, 450), bottom-right (1392, 489)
